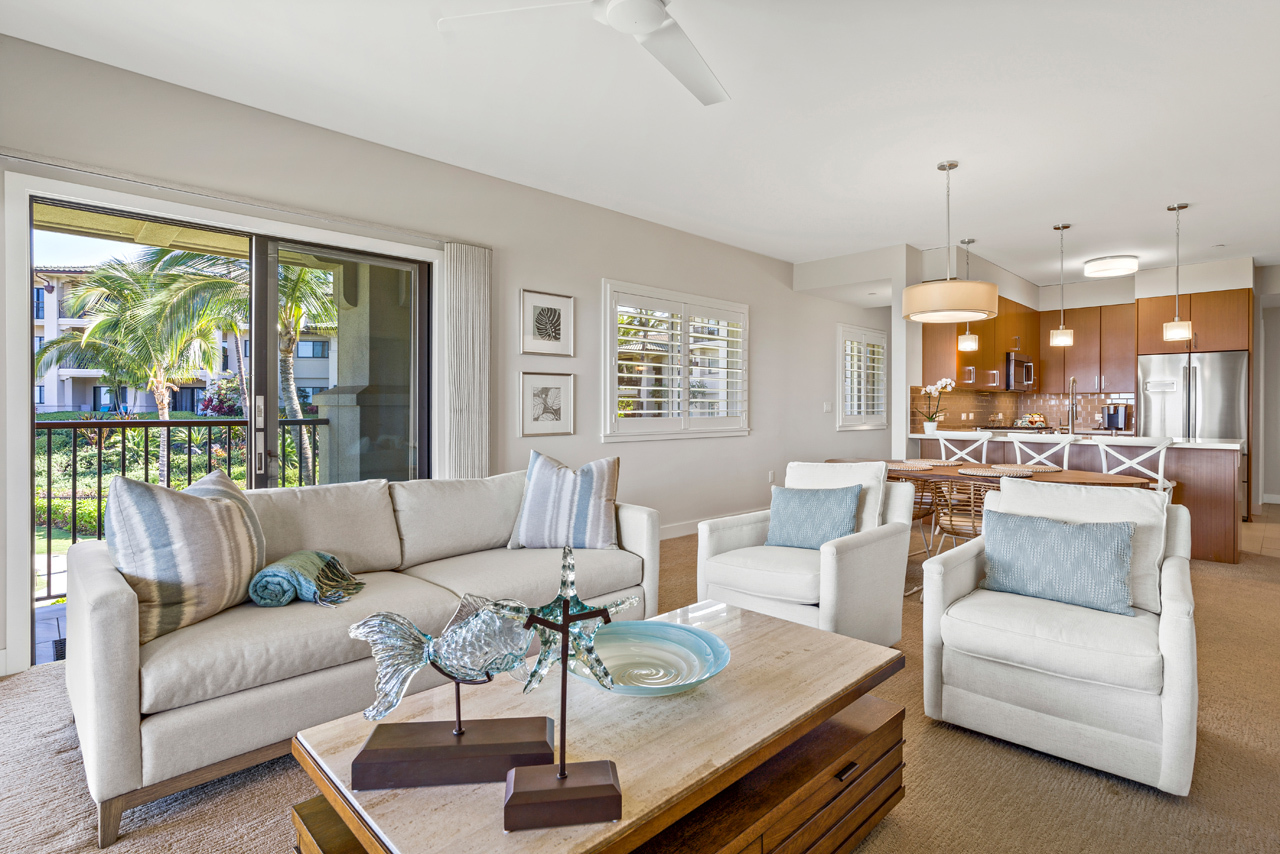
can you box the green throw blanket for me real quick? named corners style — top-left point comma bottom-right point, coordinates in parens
top-left (248, 550), bottom-right (364, 607)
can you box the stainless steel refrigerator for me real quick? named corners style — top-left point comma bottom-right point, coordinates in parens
top-left (1137, 352), bottom-right (1249, 440)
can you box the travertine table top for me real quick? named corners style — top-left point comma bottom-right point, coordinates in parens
top-left (295, 601), bottom-right (903, 854)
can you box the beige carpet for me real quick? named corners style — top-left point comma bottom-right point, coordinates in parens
top-left (3, 535), bottom-right (1278, 852)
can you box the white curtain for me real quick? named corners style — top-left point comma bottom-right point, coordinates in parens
top-left (437, 242), bottom-right (491, 478)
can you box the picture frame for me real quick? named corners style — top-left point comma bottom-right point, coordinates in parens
top-left (520, 290), bottom-right (574, 357)
top-left (520, 372), bottom-right (575, 437)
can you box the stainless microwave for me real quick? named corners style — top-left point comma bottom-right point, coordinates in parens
top-left (1006, 353), bottom-right (1035, 392)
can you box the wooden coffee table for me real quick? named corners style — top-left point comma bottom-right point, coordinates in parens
top-left (290, 602), bottom-right (906, 854)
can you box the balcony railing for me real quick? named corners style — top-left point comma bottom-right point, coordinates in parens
top-left (32, 417), bottom-right (327, 603)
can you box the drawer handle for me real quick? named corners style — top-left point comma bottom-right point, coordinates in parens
top-left (836, 760), bottom-right (860, 782)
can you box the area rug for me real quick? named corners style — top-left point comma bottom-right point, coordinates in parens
top-left (1, 536), bottom-right (1277, 852)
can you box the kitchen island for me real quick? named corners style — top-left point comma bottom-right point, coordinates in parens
top-left (910, 432), bottom-right (1245, 563)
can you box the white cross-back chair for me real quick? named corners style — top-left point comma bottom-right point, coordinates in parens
top-left (1010, 434), bottom-right (1078, 469)
top-left (1094, 436), bottom-right (1176, 496)
top-left (935, 431), bottom-right (993, 464)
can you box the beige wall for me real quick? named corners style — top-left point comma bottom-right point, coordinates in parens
top-left (0, 37), bottom-right (894, 664)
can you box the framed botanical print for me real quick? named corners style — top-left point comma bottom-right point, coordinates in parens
top-left (520, 372), bottom-right (574, 437)
top-left (520, 290), bottom-right (574, 356)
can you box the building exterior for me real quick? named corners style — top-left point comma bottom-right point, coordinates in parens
top-left (32, 266), bottom-right (336, 414)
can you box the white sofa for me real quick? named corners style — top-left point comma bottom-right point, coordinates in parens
top-left (696, 462), bottom-right (913, 647)
top-left (922, 481), bottom-right (1197, 795)
top-left (65, 472), bottom-right (659, 846)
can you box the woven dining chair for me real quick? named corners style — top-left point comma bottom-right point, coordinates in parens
top-left (929, 479), bottom-right (1000, 552)
top-left (901, 475), bottom-right (934, 597)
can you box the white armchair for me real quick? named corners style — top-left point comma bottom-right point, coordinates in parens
top-left (697, 462), bottom-right (913, 647)
top-left (923, 479), bottom-right (1197, 795)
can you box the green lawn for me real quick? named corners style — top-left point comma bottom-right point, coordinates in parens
top-left (34, 526), bottom-right (74, 555)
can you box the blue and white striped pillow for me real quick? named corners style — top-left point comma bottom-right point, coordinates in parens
top-left (105, 470), bottom-right (266, 644)
top-left (507, 451), bottom-right (619, 550)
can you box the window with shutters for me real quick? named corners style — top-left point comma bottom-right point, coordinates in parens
top-left (837, 323), bottom-right (887, 431)
top-left (604, 280), bottom-right (748, 441)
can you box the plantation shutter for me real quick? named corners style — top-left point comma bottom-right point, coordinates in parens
top-left (838, 323), bottom-right (887, 430)
top-left (606, 281), bottom-right (749, 440)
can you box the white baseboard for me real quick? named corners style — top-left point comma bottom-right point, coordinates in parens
top-left (1263, 494), bottom-right (1280, 505)
top-left (661, 508), bottom-right (769, 540)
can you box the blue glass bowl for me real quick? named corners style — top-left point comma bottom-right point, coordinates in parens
top-left (567, 621), bottom-right (731, 697)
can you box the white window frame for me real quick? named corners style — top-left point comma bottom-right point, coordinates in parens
top-left (603, 279), bottom-right (749, 442)
top-left (837, 323), bottom-right (887, 431)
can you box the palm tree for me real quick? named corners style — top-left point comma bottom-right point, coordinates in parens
top-left (36, 252), bottom-right (221, 484)
top-left (160, 255), bottom-right (335, 484)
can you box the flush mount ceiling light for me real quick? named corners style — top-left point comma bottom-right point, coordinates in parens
top-left (902, 161), bottom-right (999, 323)
top-left (1163, 203), bottom-right (1193, 342)
top-left (1049, 224), bottom-right (1074, 347)
top-left (956, 239), bottom-right (980, 351)
top-left (1083, 255), bottom-right (1139, 278)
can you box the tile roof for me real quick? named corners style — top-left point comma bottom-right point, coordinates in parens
top-left (34, 265), bottom-right (94, 273)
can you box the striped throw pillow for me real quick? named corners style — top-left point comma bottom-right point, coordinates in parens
top-left (507, 452), bottom-right (619, 550)
top-left (105, 470), bottom-right (266, 644)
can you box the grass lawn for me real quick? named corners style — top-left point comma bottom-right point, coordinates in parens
top-left (34, 526), bottom-right (74, 555)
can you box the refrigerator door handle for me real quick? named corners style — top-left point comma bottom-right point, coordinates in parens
top-left (1190, 365), bottom-right (1198, 439)
top-left (1182, 364), bottom-right (1190, 438)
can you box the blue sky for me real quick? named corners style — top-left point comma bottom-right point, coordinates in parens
top-left (33, 230), bottom-right (143, 267)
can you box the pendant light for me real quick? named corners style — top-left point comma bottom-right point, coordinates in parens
top-left (957, 238), bottom-right (980, 351)
top-left (1049, 223), bottom-right (1074, 347)
top-left (902, 161), bottom-right (999, 323)
top-left (1163, 203), bottom-right (1193, 342)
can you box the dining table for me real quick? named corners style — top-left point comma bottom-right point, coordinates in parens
top-left (823, 458), bottom-right (1156, 489)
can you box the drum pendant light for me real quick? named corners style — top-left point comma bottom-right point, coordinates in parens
top-left (1163, 203), bottom-right (1193, 342)
top-left (902, 161), bottom-right (999, 323)
top-left (1049, 224), bottom-right (1074, 347)
top-left (957, 239), bottom-right (980, 351)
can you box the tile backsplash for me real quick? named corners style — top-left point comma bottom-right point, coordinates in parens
top-left (910, 388), bottom-right (1136, 433)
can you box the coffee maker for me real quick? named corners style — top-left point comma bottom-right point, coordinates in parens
top-left (1101, 404), bottom-right (1129, 431)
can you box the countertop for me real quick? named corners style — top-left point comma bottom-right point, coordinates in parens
top-left (909, 432), bottom-right (1245, 451)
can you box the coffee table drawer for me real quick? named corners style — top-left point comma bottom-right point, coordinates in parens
top-left (769, 744), bottom-right (903, 854)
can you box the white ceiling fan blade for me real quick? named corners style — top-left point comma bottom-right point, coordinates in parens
top-left (437, 0), bottom-right (593, 32)
top-left (634, 17), bottom-right (729, 106)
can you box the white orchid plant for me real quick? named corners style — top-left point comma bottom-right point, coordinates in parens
top-left (914, 377), bottom-right (955, 422)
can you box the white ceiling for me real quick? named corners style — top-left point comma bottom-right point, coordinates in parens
top-left (4, 1), bottom-right (1280, 283)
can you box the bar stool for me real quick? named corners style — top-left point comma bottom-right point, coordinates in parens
top-left (1009, 434), bottom-right (1078, 468)
top-left (935, 430), bottom-right (993, 464)
top-left (1094, 436), bottom-right (1176, 496)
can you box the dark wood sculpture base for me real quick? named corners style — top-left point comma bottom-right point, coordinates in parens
top-left (350, 717), bottom-right (554, 790)
top-left (502, 760), bottom-right (623, 831)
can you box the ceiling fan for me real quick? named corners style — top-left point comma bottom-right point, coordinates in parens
top-left (437, 0), bottom-right (730, 106)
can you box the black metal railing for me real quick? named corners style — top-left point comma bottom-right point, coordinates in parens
top-left (32, 417), bottom-right (327, 603)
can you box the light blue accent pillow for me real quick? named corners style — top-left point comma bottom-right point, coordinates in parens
top-left (764, 485), bottom-right (862, 550)
top-left (981, 509), bottom-right (1137, 616)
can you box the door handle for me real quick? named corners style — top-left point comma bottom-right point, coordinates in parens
top-left (1101, 375), bottom-right (1106, 391)
top-left (1094, 376), bottom-right (1099, 391)
top-left (1013, 335), bottom-right (1020, 351)
top-left (963, 366), bottom-right (975, 383)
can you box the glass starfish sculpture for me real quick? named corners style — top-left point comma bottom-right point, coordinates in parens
top-left (494, 546), bottom-right (639, 694)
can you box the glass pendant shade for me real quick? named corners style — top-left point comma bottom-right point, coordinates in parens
top-left (1163, 319), bottom-right (1193, 341)
top-left (901, 279), bottom-right (999, 323)
top-left (1050, 327), bottom-right (1074, 347)
top-left (1083, 255), bottom-right (1140, 278)
top-left (957, 331), bottom-right (979, 351)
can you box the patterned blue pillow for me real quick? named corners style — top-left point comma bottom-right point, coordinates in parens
top-left (507, 451), bottom-right (619, 550)
top-left (981, 509), bottom-right (1136, 616)
top-left (764, 485), bottom-right (862, 550)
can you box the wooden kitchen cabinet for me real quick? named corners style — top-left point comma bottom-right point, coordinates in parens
top-left (957, 317), bottom-right (996, 389)
top-left (922, 322), bottom-right (957, 386)
top-left (1039, 310), bottom-right (1065, 393)
top-left (1137, 295), bottom-right (1190, 354)
top-left (1189, 288), bottom-right (1252, 351)
top-left (1099, 302), bottom-right (1137, 393)
top-left (1063, 306), bottom-right (1101, 392)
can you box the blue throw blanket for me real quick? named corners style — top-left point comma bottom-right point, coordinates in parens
top-left (249, 550), bottom-right (364, 608)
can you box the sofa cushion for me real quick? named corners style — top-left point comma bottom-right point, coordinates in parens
top-left (390, 471), bottom-right (525, 566)
top-left (245, 479), bottom-right (401, 573)
top-left (139, 571), bottom-right (458, 714)
top-left (403, 548), bottom-right (641, 606)
top-left (940, 589), bottom-right (1162, 694)
top-left (106, 470), bottom-right (265, 644)
top-left (985, 479), bottom-right (1167, 614)
top-left (784, 462), bottom-right (886, 532)
top-left (703, 546), bottom-right (821, 605)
